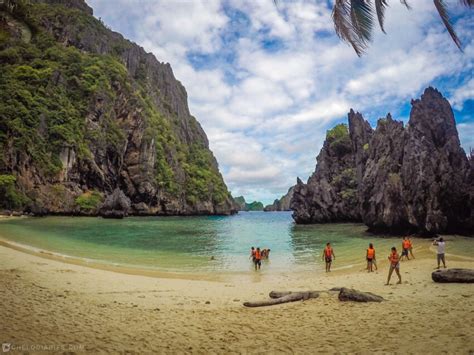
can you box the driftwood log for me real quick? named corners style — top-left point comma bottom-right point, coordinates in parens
top-left (243, 291), bottom-right (319, 307)
top-left (338, 288), bottom-right (384, 302)
top-left (432, 268), bottom-right (474, 283)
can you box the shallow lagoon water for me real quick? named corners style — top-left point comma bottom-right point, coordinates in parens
top-left (0, 212), bottom-right (472, 273)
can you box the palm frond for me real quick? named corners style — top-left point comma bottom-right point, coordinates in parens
top-left (400, 0), bottom-right (411, 9)
top-left (459, 0), bottom-right (474, 6)
top-left (332, 0), bottom-right (376, 56)
top-left (350, 0), bottom-right (374, 42)
top-left (434, 0), bottom-right (462, 50)
top-left (332, 0), bottom-right (366, 56)
top-left (375, 0), bottom-right (389, 33)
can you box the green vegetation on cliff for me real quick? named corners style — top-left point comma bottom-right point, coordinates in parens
top-left (326, 124), bottom-right (351, 155)
top-left (0, 174), bottom-right (29, 209)
top-left (75, 191), bottom-right (103, 211)
top-left (0, 1), bottom-right (232, 213)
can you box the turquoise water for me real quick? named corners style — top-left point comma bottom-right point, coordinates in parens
top-left (0, 212), bottom-right (472, 273)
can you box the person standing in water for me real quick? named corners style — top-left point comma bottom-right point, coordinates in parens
top-left (366, 243), bottom-right (376, 272)
top-left (433, 237), bottom-right (446, 269)
top-left (249, 247), bottom-right (256, 262)
top-left (322, 243), bottom-right (335, 272)
top-left (254, 247), bottom-right (262, 270)
top-left (386, 247), bottom-right (402, 285)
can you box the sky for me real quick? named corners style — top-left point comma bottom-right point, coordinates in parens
top-left (86, 0), bottom-right (473, 205)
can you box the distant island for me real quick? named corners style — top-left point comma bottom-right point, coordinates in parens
top-left (291, 88), bottom-right (474, 235)
top-left (234, 196), bottom-right (264, 211)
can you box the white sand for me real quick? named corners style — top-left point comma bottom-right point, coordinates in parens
top-left (0, 240), bottom-right (473, 353)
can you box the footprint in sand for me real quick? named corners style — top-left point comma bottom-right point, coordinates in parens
top-left (56, 269), bottom-right (77, 273)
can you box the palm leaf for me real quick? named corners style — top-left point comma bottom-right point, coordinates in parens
top-left (332, 0), bottom-right (367, 56)
top-left (459, 0), bottom-right (474, 6)
top-left (400, 0), bottom-right (411, 9)
top-left (434, 0), bottom-right (462, 50)
top-left (375, 0), bottom-right (389, 33)
top-left (350, 0), bottom-right (374, 42)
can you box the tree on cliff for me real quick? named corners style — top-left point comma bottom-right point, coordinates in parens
top-left (331, 0), bottom-right (473, 56)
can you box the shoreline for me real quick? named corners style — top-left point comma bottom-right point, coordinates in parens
top-left (0, 222), bottom-right (472, 283)
top-left (1, 239), bottom-right (473, 352)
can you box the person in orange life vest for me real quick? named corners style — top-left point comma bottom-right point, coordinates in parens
top-left (386, 246), bottom-right (402, 285)
top-left (401, 236), bottom-right (411, 261)
top-left (322, 242), bottom-right (335, 272)
top-left (408, 237), bottom-right (415, 259)
top-left (254, 247), bottom-right (262, 270)
top-left (366, 243), bottom-right (376, 273)
top-left (249, 247), bottom-right (256, 262)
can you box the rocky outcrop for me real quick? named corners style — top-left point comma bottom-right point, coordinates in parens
top-left (291, 123), bottom-right (361, 223)
top-left (432, 269), bottom-right (474, 283)
top-left (0, 0), bottom-right (237, 216)
top-left (292, 88), bottom-right (473, 235)
top-left (264, 186), bottom-right (295, 211)
top-left (100, 188), bottom-right (130, 219)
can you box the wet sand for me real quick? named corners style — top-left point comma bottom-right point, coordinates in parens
top-left (0, 241), bottom-right (473, 353)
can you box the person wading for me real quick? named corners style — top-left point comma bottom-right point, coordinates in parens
top-left (254, 247), bottom-right (262, 271)
top-left (322, 243), bottom-right (335, 272)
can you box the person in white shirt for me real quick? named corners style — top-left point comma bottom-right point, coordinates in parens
top-left (432, 237), bottom-right (446, 269)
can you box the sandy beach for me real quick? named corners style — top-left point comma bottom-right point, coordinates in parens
top-left (0, 242), bottom-right (474, 354)
top-left (1, 239), bottom-right (473, 354)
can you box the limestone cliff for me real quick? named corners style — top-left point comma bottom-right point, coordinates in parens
top-left (0, 0), bottom-right (236, 216)
top-left (264, 186), bottom-right (294, 211)
top-left (291, 88), bottom-right (473, 235)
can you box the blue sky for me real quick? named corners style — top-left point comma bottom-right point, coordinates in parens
top-left (87, 0), bottom-right (473, 205)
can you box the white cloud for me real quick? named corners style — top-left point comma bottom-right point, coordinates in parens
top-left (450, 78), bottom-right (474, 110)
top-left (458, 123), bottom-right (474, 154)
top-left (87, 0), bottom-right (474, 204)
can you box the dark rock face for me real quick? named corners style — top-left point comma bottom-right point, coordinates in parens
top-left (264, 186), bottom-right (295, 211)
top-left (400, 89), bottom-right (470, 233)
top-left (360, 114), bottom-right (409, 231)
top-left (292, 87), bottom-right (473, 235)
top-left (100, 188), bottom-right (131, 219)
top-left (291, 123), bottom-right (360, 223)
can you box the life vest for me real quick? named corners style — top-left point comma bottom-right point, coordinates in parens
top-left (367, 248), bottom-right (375, 258)
top-left (325, 247), bottom-right (332, 257)
top-left (255, 250), bottom-right (261, 260)
top-left (403, 240), bottom-right (410, 249)
top-left (390, 251), bottom-right (399, 265)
